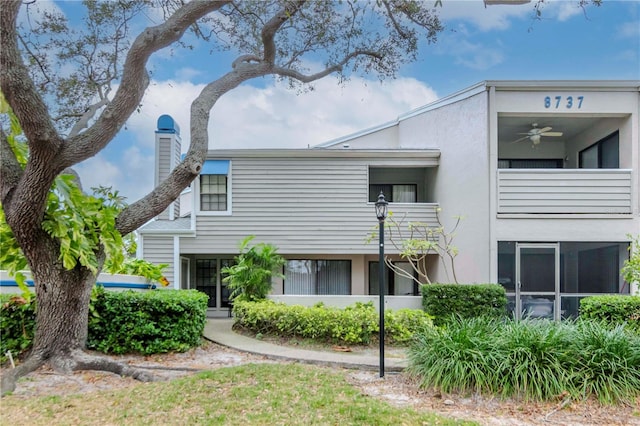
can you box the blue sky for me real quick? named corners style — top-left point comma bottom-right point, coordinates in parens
top-left (40, 1), bottom-right (640, 202)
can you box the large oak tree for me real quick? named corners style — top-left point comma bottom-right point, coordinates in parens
top-left (0, 0), bottom-right (445, 394)
top-left (0, 0), bottom-right (600, 394)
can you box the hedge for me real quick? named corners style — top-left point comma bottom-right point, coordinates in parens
top-left (232, 300), bottom-right (433, 345)
top-left (0, 288), bottom-right (209, 362)
top-left (580, 295), bottom-right (640, 333)
top-left (421, 283), bottom-right (508, 325)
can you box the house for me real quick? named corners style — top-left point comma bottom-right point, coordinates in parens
top-left (139, 80), bottom-right (640, 318)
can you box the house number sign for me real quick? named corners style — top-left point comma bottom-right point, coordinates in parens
top-left (544, 95), bottom-right (584, 109)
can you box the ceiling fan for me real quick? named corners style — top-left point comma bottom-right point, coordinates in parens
top-left (512, 123), bottom-right (563, 145)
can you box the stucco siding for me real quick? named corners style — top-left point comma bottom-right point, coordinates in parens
top-left (399, 91), bottom-right (492, 284)
top-left (181, 157), bottom-right (439, 254)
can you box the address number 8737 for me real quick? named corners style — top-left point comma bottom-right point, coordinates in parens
top-left (544, 95), bottom-right (583, 109)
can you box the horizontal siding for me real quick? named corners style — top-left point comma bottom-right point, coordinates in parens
top-left (183, 157), bottom-right (439, 254)
top-left (142, 236), bottom-right (174, 284)
top-left (498, 169), bottom-right (632, 214)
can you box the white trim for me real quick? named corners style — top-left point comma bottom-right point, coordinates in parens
top-left (497, 214), bottom-right (635, 220)
top-left (173, 236), bottom-right (180, 290)
top-left (489, 85), bottom-right (498, 284)
top-left (136, 233), bottom-right (144, 259)
top-left (204, 149), bottom-right (440, 158)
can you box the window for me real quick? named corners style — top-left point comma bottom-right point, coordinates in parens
top-left (200, 174), bottom-right (227, 211)
top-left (368, 166), bottom-right (429, 203)
top-left (284, 260), bottom-right (351, 295)
top-left (369, 184), bottom-right (417, 203)
top-left (498, 159), bottom-right (563, 169)
top-left (198, 160), bottom-right (231, 213)
top-left (195, 259), bottom-right (217, 308)
top-left (194, 258), bottom-right (235, 309)
top-left (579, 131), bottom-right (619, 169)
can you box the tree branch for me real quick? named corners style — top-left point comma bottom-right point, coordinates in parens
top-left (115, 62), bottom-right (268, 235)
top-left (0, 0), bottom-right (64, 155)
top-left (261, 1), bottom-right (306, 64)
top-left (61, 1), bottom-right (232, 166)
top-left (273, 49), bottom-right (382, 83)
top-left (0, 127), bottom-right (23, 204)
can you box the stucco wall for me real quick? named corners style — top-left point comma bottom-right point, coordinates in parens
top-left (397, 92), bottom-right (492, 284)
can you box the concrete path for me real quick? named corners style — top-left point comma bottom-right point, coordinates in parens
top-left (203, 319), bottom-right (407, 372)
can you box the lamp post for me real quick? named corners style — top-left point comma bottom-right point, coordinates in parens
top-left (375, 191), bottom-right (388, 378)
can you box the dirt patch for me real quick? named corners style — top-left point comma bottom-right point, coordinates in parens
top-left (2, 341), bottom-right (639, 425)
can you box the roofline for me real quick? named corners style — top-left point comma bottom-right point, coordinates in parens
top-left (314, 79), bottom-right (640, 148)
top-left (485, 80), bottom-right (640, 91)
top-left (205, 149), bottom-right (440, 158)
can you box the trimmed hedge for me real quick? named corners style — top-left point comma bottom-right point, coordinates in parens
top-left (0, 288), bottom-right (209, 362)
top-left (232, 300), bottom-right (433, 345)
top-left (421, 283), bottom-right (508, 326)
top-left (87, 288), bottom-right (209, 354)
top-left (0, 294), bottom-right (36, 363)
top-left (580, 295), bottom-right (640, 332)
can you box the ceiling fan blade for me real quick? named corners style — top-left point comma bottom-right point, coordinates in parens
top-left (510, 135), bottom-right (530, 144)
top-left (537, 127), bottom-right (552, 133)
top-left (541, 131), bottom-right (563, 137)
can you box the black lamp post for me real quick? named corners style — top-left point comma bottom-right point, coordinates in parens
top-left (375, 191), bottom-right (388, 378)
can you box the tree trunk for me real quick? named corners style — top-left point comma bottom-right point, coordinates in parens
top-left (30, 266), bottom-right (94, 363)
top-left (1, 245), bottom-right (155, 396)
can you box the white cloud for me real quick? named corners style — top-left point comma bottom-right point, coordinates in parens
top-left (618, 20), bottom-right (640, 39)
top-left (437, 0), bottom-right (532, 32)
top-left (77, 76), bottom-right (438, 201)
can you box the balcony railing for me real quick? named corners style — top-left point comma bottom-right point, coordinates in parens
top-left (497, 169), bottom-right (633, 214)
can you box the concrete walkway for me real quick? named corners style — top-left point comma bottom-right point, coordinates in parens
top-left (203, 319), bottom-right (407, 372)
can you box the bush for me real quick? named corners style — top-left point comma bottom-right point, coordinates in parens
top-left (579, 295), bottom-right (640, 333)
top-left (421, 283), bottom-right (508, 325)
top-left (233, 300), bottom-right (433, 345)
top-left (407, 316), bottom-right (640, 404)
top-left (222, 236), bottom-right (285, 302)
top-left (87, 288), bottom-right (209, 354)
top-left (1, 288), bottom-right (209, 362)
top-left (0, 293), bottom-right (36, 363)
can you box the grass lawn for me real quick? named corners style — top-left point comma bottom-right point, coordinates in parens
top-left (1, 363), bottom-right (475, 426)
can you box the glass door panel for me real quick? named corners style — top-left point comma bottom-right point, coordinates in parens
top-left (516, 244), bottom-right (559, 320)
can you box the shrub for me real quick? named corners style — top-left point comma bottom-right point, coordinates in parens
top-left (222, 236), bottom-right (285, 302)
top-left (421, 283), bottom-right (508, 325)
top-left (233, 300), bottom-right (433, 345)
top-left (1, 288), bottom-right (209, 362)
top-left (407, 316), bottom-right (640, 404)
top-left (579, 295), bottom-right (640, 333)
top-left (0, 293), bottom-right (36, 363)
top-left (87, 288), bottom-right (209, 354)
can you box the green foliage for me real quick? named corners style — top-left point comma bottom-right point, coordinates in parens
top-left (0, 98), bottom-right (164, 285)
top-left (0, 293), bottom-right (36, 363)
top-left (222, 236), bottom-right (285, 302)
top-left (579, 295), bottom-right (640, 333)
top-left (0, 289), bottom-right (208, 361)
top-left (42, 179), bottom-right (126, 275)
top-left (105, 258), bottom-right (170, 286)
top-left (233, 300), bottom-right (433, 345)
top-left (87, 289), bottom-right (209, 355)
top-left (621, 234), bottom-right (640, 289)
top-left (407, 317), bottom-right (640, 404)
top-left (422, 284), bottom-right (508, 326)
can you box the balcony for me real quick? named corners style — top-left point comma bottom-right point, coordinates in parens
top-left (497, 169), bottom-right (633, 214)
